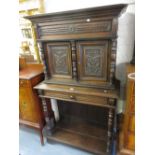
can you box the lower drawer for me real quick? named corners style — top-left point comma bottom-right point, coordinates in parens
top-left (43, 90), bottom-right (112, 108)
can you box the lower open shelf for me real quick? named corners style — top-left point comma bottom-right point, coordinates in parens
top-left (44, 116), bottom-right (109, 155)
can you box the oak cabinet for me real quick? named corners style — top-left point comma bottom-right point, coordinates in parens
top-left (26, 4), bottom-right (126, 155)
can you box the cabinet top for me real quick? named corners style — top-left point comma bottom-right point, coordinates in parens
top-left (25, 4), bottom-right (126, 23)
top-left (19, 64), bottom-right (43, 80)
top-left (24, 4), bottom-right (126, 41)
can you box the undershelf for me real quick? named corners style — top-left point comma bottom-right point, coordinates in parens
top-left (45, 116), bottom-right (109, 155)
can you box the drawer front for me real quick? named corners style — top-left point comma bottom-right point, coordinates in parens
top-left (39, 20), bottom-right (112, 36)
top-left (44, 91), bottom-right (110, 107)
top-left (31, 73), bottom-right (44, 86)
top-left (128, 115), bottom-right (135, 132)
top-left (19, 79), bottom-right (29, 87)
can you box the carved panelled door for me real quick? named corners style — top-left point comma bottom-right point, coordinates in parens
top-left (46, 42), bottom-right (72, 79)
top-left (77, 41), bottom-right (109, 86)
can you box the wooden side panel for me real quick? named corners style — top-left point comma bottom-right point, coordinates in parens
top-left (45, 42), bottom-right (72, 79)
top-left (19, 67), bottom-right (45, 126)
top-left (126, 133), bottom-right (135, 150)
top-left (77, 40), bottom-right (110, 86)
top-left (119, 64), bottom-right (135, 154)
top-left (128, 116), bottom-right (135, 132)
top-left (124, 78), bottom-right (135, 151)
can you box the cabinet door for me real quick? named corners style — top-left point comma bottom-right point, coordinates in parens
top-left (77, 41), bottom-right (109, 86)
top-left (46, 42), bottom-right (72, 79)
top-left (19, 87), bottom-right (37, 123)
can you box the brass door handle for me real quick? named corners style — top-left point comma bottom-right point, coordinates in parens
top-left (70, 95), bottom-right (76, 99)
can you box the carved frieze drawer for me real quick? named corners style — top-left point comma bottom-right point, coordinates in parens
top-left (42, 90), bottom-right (114, 108)
top-left (38, 20), bottom-right (112, 37)
top-left (25, 4), bottom-right (126, 40)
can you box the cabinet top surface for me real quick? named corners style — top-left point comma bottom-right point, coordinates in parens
top-left (25, 4), bottom-right (126, 21)
top-left (126, 63), bottom-right (135, 74)
top-left (19, 65), bottom-right (43, 80)
top-left (34, 82), bottom-right (119, 99)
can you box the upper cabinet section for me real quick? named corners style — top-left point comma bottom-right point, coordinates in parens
top-left (25, 4), bottom-right (126, 41)
top-left (25, 4), bottom-right (126, 89)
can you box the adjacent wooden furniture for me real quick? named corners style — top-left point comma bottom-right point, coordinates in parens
top-left (119, 64), bottom-right (135, 155)
top-left (25, 4), bottom-right (126, 154)
top-left (19, 64), bottom-right (45, 145)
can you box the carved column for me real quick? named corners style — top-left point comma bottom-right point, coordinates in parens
top-left (110, 39), bottom-right (117, 85)
top-left (41, 97), bottom-right (55, 136)
top-left (113, 101), bottom-right (117, 155)
top-left (38, 42), bottom-right (49, 80)
top-left (71, 40), bottom-right (78, 80)
top-left (107, 98), bottom-right (115, 152)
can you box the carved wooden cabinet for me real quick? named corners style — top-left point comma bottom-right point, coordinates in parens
top-left (26, 4), bottom-right (126, 155)
top-left (19, 64), bottom-right (45, 145)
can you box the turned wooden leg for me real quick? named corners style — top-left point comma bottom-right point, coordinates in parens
top-left (107, 108), bottom-right (114, 153)
top-left (112, 107), bottom-right (117, 155)
top-left (41, 98), bottom-right (55, 136)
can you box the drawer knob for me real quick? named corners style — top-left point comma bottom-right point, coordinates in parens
top-left (104, 90), bottom-right (108, 93)
top-left (70, 95), bottom-right (75, 99)
top-left (69, 87), bottom-right (74, 91)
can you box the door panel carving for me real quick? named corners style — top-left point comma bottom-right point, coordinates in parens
top-left (84, 47), bottom-right (103, 77)
top-left (77, 41), bottom-right (109, 85)
top-left (46, 42), bottom-right (72, 79)
top-left (52, 47), bottom-right (68, 74)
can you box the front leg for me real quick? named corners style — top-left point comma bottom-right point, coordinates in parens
top-left (107, 108), bottom-right (114, 153)
top-left (107, 99), bottom-right (115, 153)
top-left (41, 98), bottom-right (55, 136)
